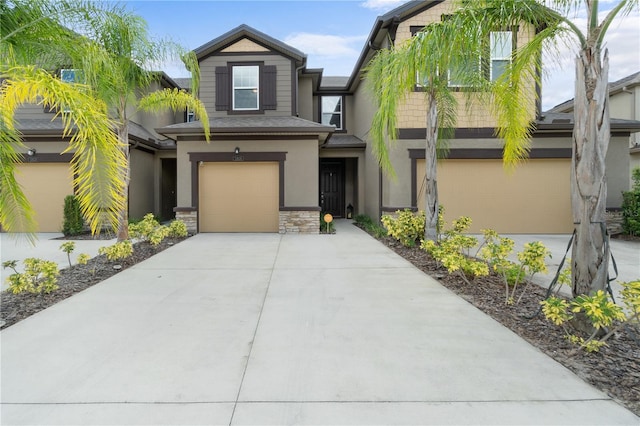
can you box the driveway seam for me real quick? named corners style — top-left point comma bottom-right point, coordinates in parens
top-left (228, 234), bottom-right (283, 425)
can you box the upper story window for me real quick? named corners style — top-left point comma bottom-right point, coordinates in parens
top-left (232, 65), bottom-right (259, 110)
top-left (185, 106), bottom-right (195, 122)
top-left (60, 69), bottom-right (83, 112)
top-left (321, 96), bottom-right (342, 130)
top-left (490, 31), bottom-right (512, 81)
top-left (215, 63), bottom-right (277, 113)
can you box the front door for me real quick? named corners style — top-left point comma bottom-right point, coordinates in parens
top-left (320, 159), bottom-right (344, 217)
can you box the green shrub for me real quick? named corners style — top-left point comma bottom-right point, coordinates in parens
top-left (168, 220), bottom-right (188, 237)
top-left (77, 253), bottom-right (90, 265)
top-left (421, 216), bottom-right (488, 282)
top-left (62, 195), bottom-right (84, 236)
top-left (381, 209), bottom-right (425, 247)
top-left (3, 258), bottom-right (59, 294)
top-left (99, 240), bottom-right (133, 261)
top-left (622, 168), bottom-right (640, 236)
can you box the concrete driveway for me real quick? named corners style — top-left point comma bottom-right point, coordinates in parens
top-left (1, 221), bottom-right (639, 425)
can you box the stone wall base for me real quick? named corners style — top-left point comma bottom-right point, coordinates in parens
top-left (175, 210), bottom-right (197, 234)
top-left (279, 210), bottom-right (320, 234)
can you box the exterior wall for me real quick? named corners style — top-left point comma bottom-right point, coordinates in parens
top-left (392, 1), bottom-right (537, 129)
top-left (352, 81), bottom-right (379, 220)
top-left (606, 135), bottom-right (631, 208)
top-left (221, 39), bottom-right (270, 53)
top-left (298, 76), bottom-right (314, 121)
top-left (14, 103), bottom-right (55, 120)
top-left (176, 137), bottom-right (319, 211)
top-left (129, 148), bottom-right (156, 220)
top-left (199, 53), bottom-right (294, 118)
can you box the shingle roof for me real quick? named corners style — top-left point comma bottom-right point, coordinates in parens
top-left (535, 112), bottom-right (640, 132)
top-left (322, 134), bottom-right (366, 148)
top-left (172, 78), bottom-right (192, 90)
top-left (157, 115), bottom-right (335, 136)
top-left (194, 24), bottom-right (306, 64)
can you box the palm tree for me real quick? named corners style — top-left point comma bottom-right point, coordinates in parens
top-left (1, 0), bottom-right (127, 235)
top-left (365, 22), bottom-right (460, 242)
top-left (449, 0), bottom-right (639, 300)
top-left (68, 7), bottom-right (210, 241)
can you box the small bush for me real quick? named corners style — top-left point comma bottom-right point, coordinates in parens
top-left (168, 220), bottom-right (188, 237)
top-left (99, 240), bottom-right (133, 261)
top-left (381, 209), bottom-right (425, 247)
top-left (622, 168), bottom-right (640, 236)
top-left (59, 241), bottom-right (76, 267)
top-left (77, 253), bottom-right (90, 265)
top-left (62, 195), bottom-right (84, 236)
top-left (3, 258), bottom-right (59, 294)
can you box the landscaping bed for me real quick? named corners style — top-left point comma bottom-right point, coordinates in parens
top-left (370, 230), bottom-right (640, 416)
top-left (0, 236), bottom-right (188, 329)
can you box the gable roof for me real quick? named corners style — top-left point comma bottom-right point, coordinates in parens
top-left (549, 71), bottom-right (640, 113)
top-left (193, 24), bottom-right (306, 65)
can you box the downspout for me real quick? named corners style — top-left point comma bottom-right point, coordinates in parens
top-left (295, 63), bottom-right (305, 117)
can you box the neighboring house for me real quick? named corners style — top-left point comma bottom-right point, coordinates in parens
top-left (550, 71), bottom-right (640, 189)
top-left (9, 0), bottom-right (640, 234)
top-left (11, 72), bottom-right (184, 232)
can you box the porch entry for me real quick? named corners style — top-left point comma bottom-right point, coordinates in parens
top-left (319, 159), bottom-right (345, 218)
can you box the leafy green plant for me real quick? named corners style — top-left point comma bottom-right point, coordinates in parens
top-left (541, 280), bottom-right (639, 353)
top-left (77, 253), bottom-right (90, 265)
top-left (381, 209), bottom-right (425, 247)
top-left (354, 214), bottom-right (386, 238)
top-left (59, 241), bottom-right (75, 267)
top-left (421, 216), bottom-right (488, 283)
top-left (621, 168), bottom-right (640, 236)
top-left (3, 258), bottom-right (59, 294)
top-left (99, 240), bottom-right (133, 261)
top-left (168, 219), bottom-right (188, 237)
top-left (62, 195), bottom-right (84, 236)
top-left (129, 213), bottom-right (171, 246)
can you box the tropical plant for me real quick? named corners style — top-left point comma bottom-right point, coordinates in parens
top-left (381, 209), bottom-right (426, 247)
top-left (167, 219), bottom-right (188, 238)
top-left (621, 168), bottom-right (640, 236)
top-left (3, 257), bottom-right (59, 294)
top-left (448, 0), bottom-right (640, 309)
top-left (365, 21), bottom-right (464, 242)
top-left (70, 10), bottom-right (210, 241)
top-left (98, 240), bottom-right (133, 261)
top-left (59, 241), bottom-right (75, 267)
top-left (0, 0), bottom-right (128, 236)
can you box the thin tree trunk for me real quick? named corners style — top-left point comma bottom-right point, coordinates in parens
top-left (571, 48), bottom-right (610, 299)
top-left (116, 124), bottom-right (130, 241)
top-left (424, 93), bottom-right (439, 242)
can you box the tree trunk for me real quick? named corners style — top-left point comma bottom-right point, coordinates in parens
top-left (571, 48), bottom-right (610, 299)
top-left (424, 93), bottom-right (439, 242)
top-left (116, 124), bottom-right (130, 241)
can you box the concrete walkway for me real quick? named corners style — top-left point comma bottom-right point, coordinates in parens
top-left (1, 221), bottom-right (638, 425)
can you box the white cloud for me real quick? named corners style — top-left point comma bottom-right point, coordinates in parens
top-left (360, 0), bottom-right (406, 12)
top-left (284, 32), bottom-right (367, 75)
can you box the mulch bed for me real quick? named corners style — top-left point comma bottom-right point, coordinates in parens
top-left (0, 236), bottom-right (188, 330)
top-left (369, 230), bottom-right (640, 416)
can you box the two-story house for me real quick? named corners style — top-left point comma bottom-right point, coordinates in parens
top-left (10, 0), bottom-right (640, 235)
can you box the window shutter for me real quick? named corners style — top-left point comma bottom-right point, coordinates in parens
top-left (263, 65), bottom-right (277, 110)
top-left (215, 66), bottom-right (230, 111)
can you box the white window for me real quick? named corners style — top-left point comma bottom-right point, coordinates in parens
top-left (448, 54), bottom-right (480, 88)
top-left (490, 31), bottom-right (512, 81)
top-left (186, 107), bottom-right (195, 122)
top-left (321, 96), bottom-right (342, 130)
top-left (232, 65), bottom-right (259, 110)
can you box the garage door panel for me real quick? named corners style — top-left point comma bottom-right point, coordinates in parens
top-left (416, 159), bottom-right (572, 234)
top-left (14, 163), bottom-right (74, 232)
top-left (199, 162), bottom-right (279, 233)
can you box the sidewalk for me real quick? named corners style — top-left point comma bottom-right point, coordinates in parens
top-left (1, 221), bottom-right (638, 425)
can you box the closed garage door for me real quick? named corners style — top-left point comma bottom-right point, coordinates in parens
top-left (14, 163), bottom-right (74, 232)
top-left (199, 162), bottom-right (279, 232)
top-left (417, 159), bottom-right (572, 233)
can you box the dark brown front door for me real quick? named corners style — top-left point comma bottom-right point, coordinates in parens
top-left (320, 159), bottom-right (344, 217)
top-left (161, 158), bottom-right (177, 221)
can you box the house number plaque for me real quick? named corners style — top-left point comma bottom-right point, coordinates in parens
top-left (232, 154), bottom-right (244, 162)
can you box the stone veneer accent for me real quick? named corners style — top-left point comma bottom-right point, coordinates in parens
top-left (175, 210), bottom-right (198, 234)
top-left (279, 211), bottom-right (320, 234)
top-left (605, 210), bottom-right (624, 236)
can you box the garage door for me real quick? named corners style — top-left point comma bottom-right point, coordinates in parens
top-left (14, 163), bottom-right (74, 232)
top-left (199, 162), bottom-right (279, 232)
top-left (417, 159), bottom-right (572, 233)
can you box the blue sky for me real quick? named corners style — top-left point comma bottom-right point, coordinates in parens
top-left (122, 0), bottom-right (640, 110)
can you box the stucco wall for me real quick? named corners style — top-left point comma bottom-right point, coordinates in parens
top-left (298, 76), bottom-right (313, 121)
top-left (129, 148), bottom-right (156, 220)
top-left (176, 138), bottom-right (319, 209)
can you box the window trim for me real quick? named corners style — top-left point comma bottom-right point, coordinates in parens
top-left (232, 64), bottom-right (260, 111)
top-left (319, 95), bottom-right (345, 132)
top-left (489, 31), bottom-right (513, 82)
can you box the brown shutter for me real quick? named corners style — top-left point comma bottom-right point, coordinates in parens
top-left (215, 66), bottom-right (230, 111)
top-left (263, 65), bottom-right (277, 110)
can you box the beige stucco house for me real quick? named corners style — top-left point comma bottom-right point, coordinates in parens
top-left (9, 0), bottom-right (640, 234)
